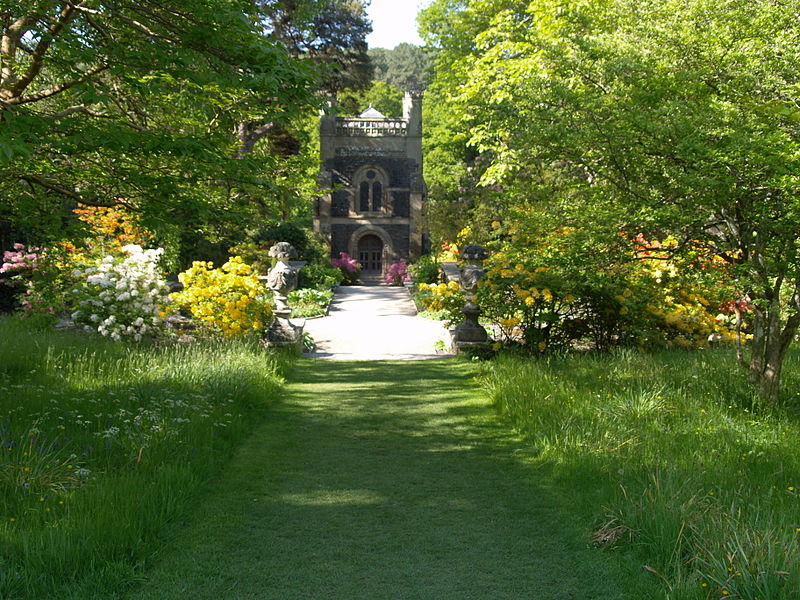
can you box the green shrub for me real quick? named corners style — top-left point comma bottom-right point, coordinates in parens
top-left (289, 288), bottom-right (333, 317)
top-left (408, 255), bottom-right (441, 284)
top-left (299, 263), bottom-right (342, 290)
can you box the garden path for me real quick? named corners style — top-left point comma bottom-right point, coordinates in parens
top-left (125, 360), bottom-right (650, 600)
top-left (302, 285), bottom-right (452, 359)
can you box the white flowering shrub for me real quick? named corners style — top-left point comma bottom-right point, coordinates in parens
top-left (71, 245), bottom-right (169, 341)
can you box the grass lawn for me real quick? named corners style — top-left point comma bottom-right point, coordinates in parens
top-left (124, 358), bottom-right (658, 600)
top-left (483, 348), bottom-right (800, 599)
top-left (0, 317), bottom-right (288, 599)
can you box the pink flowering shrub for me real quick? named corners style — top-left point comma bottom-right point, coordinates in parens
top-left (331, 252), bottom-right (360, 285)
top-left (0, 243), bottom-right (83, 322)
top-left (385, 260), bottom-right (410, 285)
top-left (1, 243), bottom-right (40, 274)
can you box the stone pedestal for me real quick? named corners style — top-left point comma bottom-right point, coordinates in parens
top-left (265, 243), bottom-right (304, 352)
top-left (451, 244), bottom-right (489, 354)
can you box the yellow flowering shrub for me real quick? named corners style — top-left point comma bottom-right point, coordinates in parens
top-left (416, 280), bottom-right (464, 323)
top-left (479, 222), bottom-right (741, 352)
top-left (169, 257), bottom-right (272, 337)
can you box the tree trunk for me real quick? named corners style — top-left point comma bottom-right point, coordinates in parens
top-left (747, 285), bottom-right (800, 404)
top-left (748, 304), bottom-right (766, 384)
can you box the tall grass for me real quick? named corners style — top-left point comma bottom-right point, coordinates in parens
top-left (481, 348), bottom-right (800, 600)
top-left (0, 317), bottom-right (290, 599)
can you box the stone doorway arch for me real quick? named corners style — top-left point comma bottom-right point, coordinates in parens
top-left (357, 234), bottom-right (384, 274)
top-left (348, 226), bottom-right (395, 278)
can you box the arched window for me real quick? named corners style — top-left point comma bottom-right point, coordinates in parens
top-left (355, 168), bottom-right (386, 213)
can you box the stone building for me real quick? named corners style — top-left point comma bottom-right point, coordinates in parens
top-left (314, 92), bottom-right (426, 281)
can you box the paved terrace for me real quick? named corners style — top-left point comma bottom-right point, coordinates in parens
top-left (302, 286), bottom-right (452, 360)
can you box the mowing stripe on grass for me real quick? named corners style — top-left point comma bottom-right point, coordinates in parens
top-left (123, 359), bottom-right (656, 600)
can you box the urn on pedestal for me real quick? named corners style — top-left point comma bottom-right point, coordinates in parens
top-left (451, 243), bottom-right (489, 353)
top-left (265, 242), bottom-right (304, 351)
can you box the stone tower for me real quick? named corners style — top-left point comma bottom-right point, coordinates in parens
top-left (314, 91), bottom-right (427, 280)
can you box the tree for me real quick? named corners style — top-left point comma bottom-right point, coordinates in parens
top-left (260, 0), bottom-right (372, 94)
top-left (420, 0), bottom-right (800, 402)
top-left (1, 1), bottom-right (317, 243)
top-left (369, 43), bottom-right (433, 91)
top-left (337, 80), bottom-right (404, 116)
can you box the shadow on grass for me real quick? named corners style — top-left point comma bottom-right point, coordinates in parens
top-left (124, 359), bottom-right (657, 600)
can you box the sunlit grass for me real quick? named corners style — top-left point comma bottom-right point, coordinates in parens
top-left (0, 317), bottom-right (289, 598)
top-left (481, 348), bottom-right (800, 599)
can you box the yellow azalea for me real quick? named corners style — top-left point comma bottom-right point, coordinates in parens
top-left (564, 293), bottom-right (575, 304)
top-left (491, 220), bottom-right (501, 229)
top-left (530, 287), bottom-right (540, 298)
top-left (524, 296), bottom-right (536, 307)
top-left (620, 306), bottom-right (629, 315)
top-left (615, 295), bottom-right (627, 303)
top-left (499, 317), bottom-right (520, 329)
top-left (623, 288), bottom-right (633, 298)
top-left (515, 263), bottom-right (525, 273)
top-left (541, 288), bottom-right (553, 302)
top-left (500, 269), bottom-right (514, 277)
top-left (516, 288), bottom-right (531, 299)
top-left (448, 280), bottom-right (460, 291)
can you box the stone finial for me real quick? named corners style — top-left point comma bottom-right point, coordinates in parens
top-left (459, 243), bottom-right (489, 262)
top-left (269, 242), bottom-right (297, 260)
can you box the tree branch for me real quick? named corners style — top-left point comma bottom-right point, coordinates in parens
top-left (7, 63), bottom-right (109, 105)
top-left (48, 104), bottom-right (110, 119)
top-left (1, 14), bottom-right (38, 91)
top-left (11, 3), bottom-right (86, 97)
top-left (15, 172), bottom-right (113, 207)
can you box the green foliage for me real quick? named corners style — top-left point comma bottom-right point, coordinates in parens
top-left (262, 0), bottom-right (373, 93)
top-left (482, 349), bottom-right (800, 599)
top-left (0, 1), bottom-right (319, 245)
top-left (420, 0), bottom-right (800, 400)
top-left (0, 317), bottom-right (288, 598)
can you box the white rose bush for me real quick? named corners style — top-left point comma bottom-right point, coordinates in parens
top-left (71, 245), bottom-right (170, 341)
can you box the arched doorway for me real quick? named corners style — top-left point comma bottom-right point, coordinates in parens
top-left (357, 234), bottom-right (384, 275)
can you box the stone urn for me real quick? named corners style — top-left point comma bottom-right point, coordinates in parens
top-left (451, 243), bottom-right (489, 352)
top-left (265, 242), bottom-right (303, 350)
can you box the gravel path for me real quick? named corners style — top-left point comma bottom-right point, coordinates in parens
top-left (302, 286), bottom-right (452, 360)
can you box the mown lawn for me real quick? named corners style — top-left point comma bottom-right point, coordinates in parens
top-left (0, 317), bottom-right (289, 599)
top-left (125, 359), bottom-right (659, 600)
top-left (483, 347), bottom-right (800, 599)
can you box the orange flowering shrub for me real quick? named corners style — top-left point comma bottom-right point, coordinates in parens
top-left (74, 205), bottom-right (154, 256)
